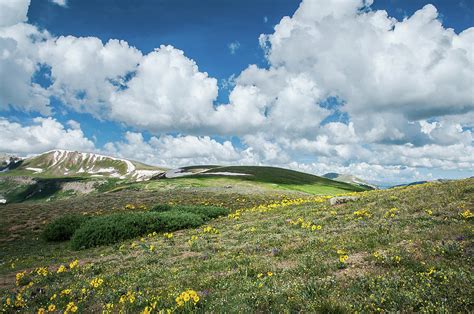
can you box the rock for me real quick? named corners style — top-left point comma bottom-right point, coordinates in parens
top-left (0, 199), bottom-right (6, 205)
top-left (329, 196), bottom-right (358, 206)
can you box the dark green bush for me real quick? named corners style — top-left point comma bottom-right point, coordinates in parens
top-left (172, 205), bottom-right (229, 220)
top-left (42, 214), bottom-right (88, 241)
top-left (150, 204), bottom-right (229, 219)
top-left (70, 211), bottom-right (204, 250)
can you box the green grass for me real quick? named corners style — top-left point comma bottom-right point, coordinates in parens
top-left (192, 166), bottom-right (367, 191)
top-left (0, 179), bottom-right (472, 312)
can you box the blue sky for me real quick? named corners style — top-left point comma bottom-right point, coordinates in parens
top-left (0, 0), bottom-right (473, 183)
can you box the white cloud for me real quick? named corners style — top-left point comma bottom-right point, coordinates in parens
top-left (0, 117), bottom-right (95, 154)
top-left (0, 0), bottom-right (30, 27)
top-left (50, 0), bottom-right (67, 7)
top-left (0, 21), bottom-right (51, 114)
top-left (104, 132), bottom-right (250, 168)
top-left (0, 0), bottom-right (472, 183)
top-left (228, 41), bottom-right (240, 54)
top-left (38, 36), bottom-right (142, 115)
top-left (109, 45), bottom-right (218, 133)
top-left (259, 1), bottom-right (474, 125)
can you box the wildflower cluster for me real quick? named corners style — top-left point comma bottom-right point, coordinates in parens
top-left (124, 204), bottom-right (148, 210)
top-left (15, 271), bottom-right (26, 286)
top-left (337, 249), bottom-right (349, 266)
top-left (384, 207), bottom-right (399, 218)
top-left (202, 225), bottom-right (219, 234)
top-left (287, 217), bottom-right (322, 232)
top-left (35, 267), bottom-right (49, 277)
top-left (188, 235), bottom-right (199, 245)
top-left (372, 250), bottom-right (402, 266)
top-left (65, 301), bottom-right (78, 313)
top-left (119, 291), bottom-right (136, 304)
top-left (163, 232), bottom-right (173, 239)
top-left (57, 265), bottom-right (67, 274)
top-left (175, 289), bottom-right (199, 307)
top-left (353, 208), bottom-right (372, 219)
top-left (89, 277), bottom-right (104, 288)
top-left (228, 196), bottom-right (331, 220)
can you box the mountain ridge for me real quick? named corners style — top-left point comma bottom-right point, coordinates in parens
top-left (1, 150), bottom-right (166, 181)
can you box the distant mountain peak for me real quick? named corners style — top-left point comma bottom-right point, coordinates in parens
top-left (2, 150), bottom-right (166, 181)
top-left (322, 172), bottom-right (377, 190)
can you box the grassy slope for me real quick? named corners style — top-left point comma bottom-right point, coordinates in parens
top-left (0, 179), bottom-right (472, 312)
top-left (184, 165), bottom-right (367, 194)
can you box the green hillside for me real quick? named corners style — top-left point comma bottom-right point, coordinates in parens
top-left (0, 179), bottom-right (472, 312)
top-left (182, 165), bottom-right (368, 193)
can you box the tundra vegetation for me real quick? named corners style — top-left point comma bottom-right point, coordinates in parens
top-left (0, 177), bottom-right (472, 313)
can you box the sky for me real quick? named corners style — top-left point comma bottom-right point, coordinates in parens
top-left (0, 0), bottom-right (473, 184)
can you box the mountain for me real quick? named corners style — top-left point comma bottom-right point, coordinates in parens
top-left (1, 150), bottom-right (166, 181)
top-left (322, 172), bottom-right (377, 190)
top-left (0, 153), bottom-right (22, 172)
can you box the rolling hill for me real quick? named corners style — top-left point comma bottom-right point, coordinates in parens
top-left (0, 151), bottom-right (369, 204)
top-left (163, 165), bottom-right (369, 194)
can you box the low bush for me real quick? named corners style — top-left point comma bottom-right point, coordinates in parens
top-left (42, 214), bottom-right (88, 241)
top-left (70, 211), bottom-right (204, 250)
top-left (172, 205), bottom-right (229, 220)
top-left (150, 204), bottom-right (229, 219)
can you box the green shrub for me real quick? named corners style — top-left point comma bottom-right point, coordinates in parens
top-left (150, 204), bottom-right (229, 219)
top-left (42, 214), bottom-right (88, 241)
top-left (172, 205), bottom-right (229, 220)
top-left (155, 210), bottom-right (204, 230)
top-left (70, 211), bottom-right (204, 250)
top-left (150, 203), bottom-right (173, 212)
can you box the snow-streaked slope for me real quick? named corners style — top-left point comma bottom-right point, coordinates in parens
top-left (322, 173), bottom-right (377, 190)
top-left (5, 150), bottom-right (166, 181)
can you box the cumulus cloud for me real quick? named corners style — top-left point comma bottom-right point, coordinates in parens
top-left (109, 45), bottom-right (218, 132)
top-left (104, 132), bottom-right (251, 167)
top-left (0, 2), bottom-right (51, 114)
top-left (38, 36), bottom-right (142, 115)
top-left (0, 0), bottom-right (30, 27)
top-left (0, 117), bottom-right (95, 154)
top-left (258, 0), bottom-right (473, 135)
top-left (0, 0), bottom-right (473, 182)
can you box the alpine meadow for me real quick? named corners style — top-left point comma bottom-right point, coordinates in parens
top-left (0, 0), bottom-right (473, 313)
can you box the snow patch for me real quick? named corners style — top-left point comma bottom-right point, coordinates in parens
top-left (26, 167), bottom-right (44, 173)
top-left (202, 172), bottom-right (250, 176)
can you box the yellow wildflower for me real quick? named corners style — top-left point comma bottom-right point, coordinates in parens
top-left (36, 267), bottom-right (49, 277)
top-left (339, 255), bottom-right (349, 263)
top-left (65, 301), bottom-right (78, 313)
top-left (38, 308), bottom-right (46, 314)
top-left (48, 304), bottom-right (56, 312)
top-left (60, 289), bottom-right (72, 297)
top-left (461, 209), bottom-right (473, 219)
top-left (90, 277), bottom-right (104, 288)
top-left (15, 271), bottom-right (26, 286)
top-left (57, 265), bottom-right (66, 274)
